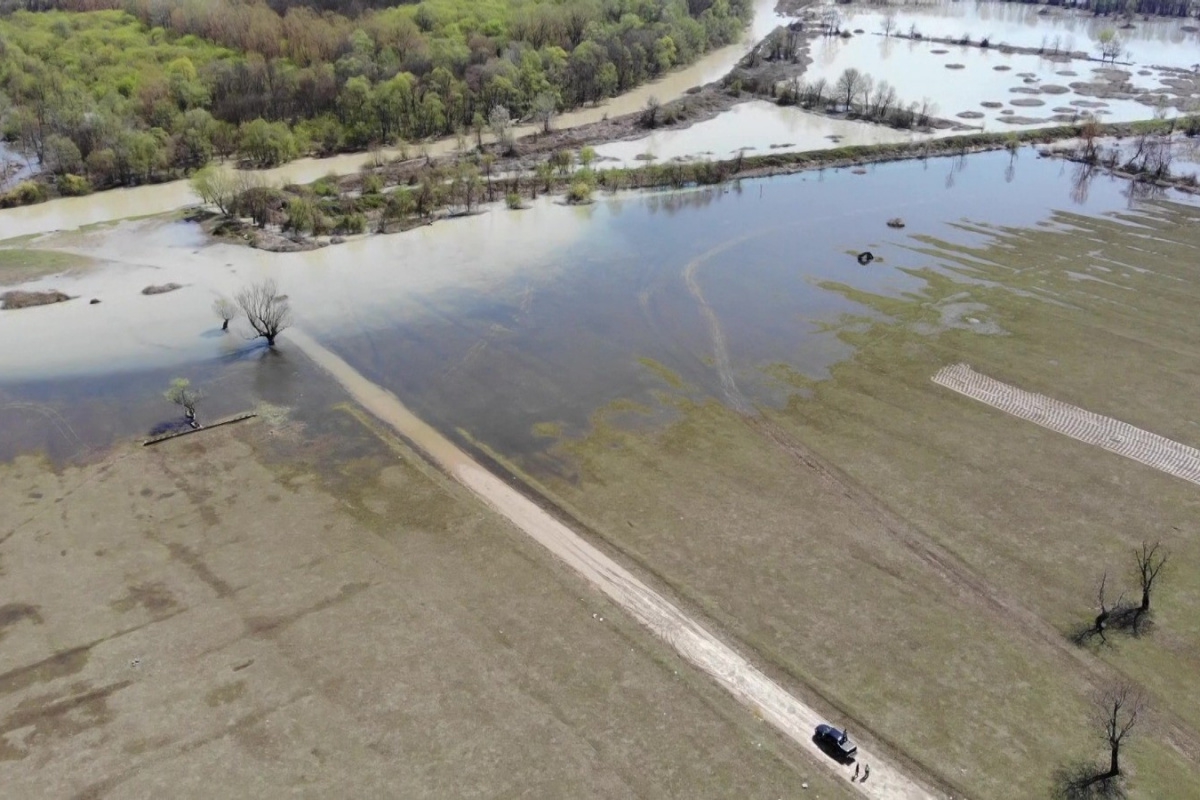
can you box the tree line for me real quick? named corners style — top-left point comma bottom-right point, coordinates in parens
top-left (776, 68), bottom-right (936, 130)
top-left (0, 0), bottom-right (750, 201)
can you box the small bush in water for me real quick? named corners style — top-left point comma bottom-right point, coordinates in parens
top-left (567, 182), bottom-right (593, 204)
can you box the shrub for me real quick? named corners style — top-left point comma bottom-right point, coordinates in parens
top-left (56, 174), bottom-right (92, 196)
top-left (313, 176), bottom-right (339, 197)
top-left (355, 193), bottom-right (386, 210)
top-left (506, 191), bottom-right (523, 209)
top-left (566, 182), bottom-right (593, 204)
top-left (362, 174), bottom-right (383, 194)
top-left (334, 212), bottom-right (366, 234)
top-left (312, 213), bottom-right (333, 237)
top-left (0, 181), bottom-right (48, 208)
top-left (283, 197), bottom-right (316, 234)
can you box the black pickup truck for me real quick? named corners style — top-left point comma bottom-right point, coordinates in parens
top-left (813, 724), bottom-right (858, 762)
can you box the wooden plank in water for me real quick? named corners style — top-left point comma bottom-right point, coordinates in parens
top-left (142, 413), bottom-right (257, 447)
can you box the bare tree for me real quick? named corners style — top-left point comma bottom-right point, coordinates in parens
top-left (881, 11), bottom-right (897, 37)
top-left (820, 6), bottom-right (841, 35)
top-left (1091, 572), bottom-right (1124, 644)
top-left (809, 77), bottom-right (828, 108)
top-left (1134, 541), bottom-right (1168, 615)
top-left (236, 279), bottom-right (292, 347)
top-left (916, 98), bottom-right (937, 127)
top-left (1079, 115), bottom-right (1103, 162)
top-left (165, 378), bottom-right (201, 428)
top-left (868, 80), bottom-right (896, 120)
top-left (1096, 683), bottom-right (1145, 779)
top-left (856, 74), bottom-right (875, 113)
top-left (836, 68), bottom-right (866, 112)
top-left (212, 295), bottom-right (237, 331)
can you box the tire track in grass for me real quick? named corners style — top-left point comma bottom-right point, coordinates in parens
top-left (288, 327), bottom-right (936, 800)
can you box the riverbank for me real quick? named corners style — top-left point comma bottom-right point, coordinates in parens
top-left (0, 0), bottom-right (797, 214)
top-left (205, 119), bottom-right (1178, 253)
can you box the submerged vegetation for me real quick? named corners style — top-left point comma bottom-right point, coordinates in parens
top-left (197, 119), bottom-right (1177, 250)
top-left (0, 0), bottom-right (752, 199)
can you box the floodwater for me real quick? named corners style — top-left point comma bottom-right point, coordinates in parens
top-left (324, 151), bottom-right (1197, 458)
top-left (805, 29), bottom-right (1187, 129)
top-left (595, 101), bottom-right (930, 165)
top-left (2, 147), bottom-right (1196, 460)
top-left (0, 0), bottom-right (791, 241)
top-left (834, 1), bottom-right (1200, 68)
top-left (0, 203), bottom-right (592, 381)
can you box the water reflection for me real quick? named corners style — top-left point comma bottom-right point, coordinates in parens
top-left (595, 101), bottom-right (926, 165)
top-left (6, 150), bottom-right (1197, 464)
top-left (0, 0), bottom-right (792, 241)
top-left (320, 150), bottom-right (1196, 459)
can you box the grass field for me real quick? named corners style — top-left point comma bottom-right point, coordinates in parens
top-left (0, 247), bottom-right (91, 286)
top-left (0, 392), bottom-right (851, 798)
top-left (510, 198), bottom-right (1200, 798)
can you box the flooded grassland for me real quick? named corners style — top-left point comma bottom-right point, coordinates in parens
top-left (323, 154), bottom-right (1200, 798)
top-left (0, 353), bottom-right (846, 799)
top-left (4, 138), bottom-right (1200, 798)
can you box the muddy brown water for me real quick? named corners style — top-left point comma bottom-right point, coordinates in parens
top-left (2, 150), bottom-right (1194, 466)
top-left (320, 151), bottom-right (1190, 462)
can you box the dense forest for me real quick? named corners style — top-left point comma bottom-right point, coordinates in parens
top-left (0, 0), bottom-right (750, 201)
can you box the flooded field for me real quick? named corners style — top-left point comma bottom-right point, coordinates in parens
top-left (0, 0), bottom-right (793, 242)
top-left (835, 1), bottom-right (1200, 68)
top-left (595, 101), bottom-right (930, 165)
top-left (805, 26), bottom-right (1194, 129)
top-left (5, 93), bottom-right (1200, 800)
top-left (4, 149), bottom-right (1193, 441)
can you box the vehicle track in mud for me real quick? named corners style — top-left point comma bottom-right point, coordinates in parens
top-left (934, 363), bottom-right (1200, 486)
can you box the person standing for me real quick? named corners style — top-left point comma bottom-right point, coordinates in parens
top-left (863, 764), bottom-right (870, 782)
top-left (853, 763), bottom-right (860, 781)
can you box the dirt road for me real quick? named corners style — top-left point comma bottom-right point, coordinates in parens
top-left (288, 328), bottom-right (935, 800)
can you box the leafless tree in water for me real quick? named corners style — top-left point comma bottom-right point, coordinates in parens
top-left (212, 296), bottom-right (237, 331)
top-left (236, 279), bottom-right (292, 347)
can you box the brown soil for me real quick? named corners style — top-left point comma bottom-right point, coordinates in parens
top-left (945, 63), bottom-right (966, 69)
top-left (0, 289), bottom-right (71, 310)
top-left (1040, 84), bottom-right (1071, 94)
top-left (981, 101), bottom-right (1004, 108)
top-left (1011, 98), bottom-right (1047, 107)
top-left (956, 111), bottom-right (985, 119)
